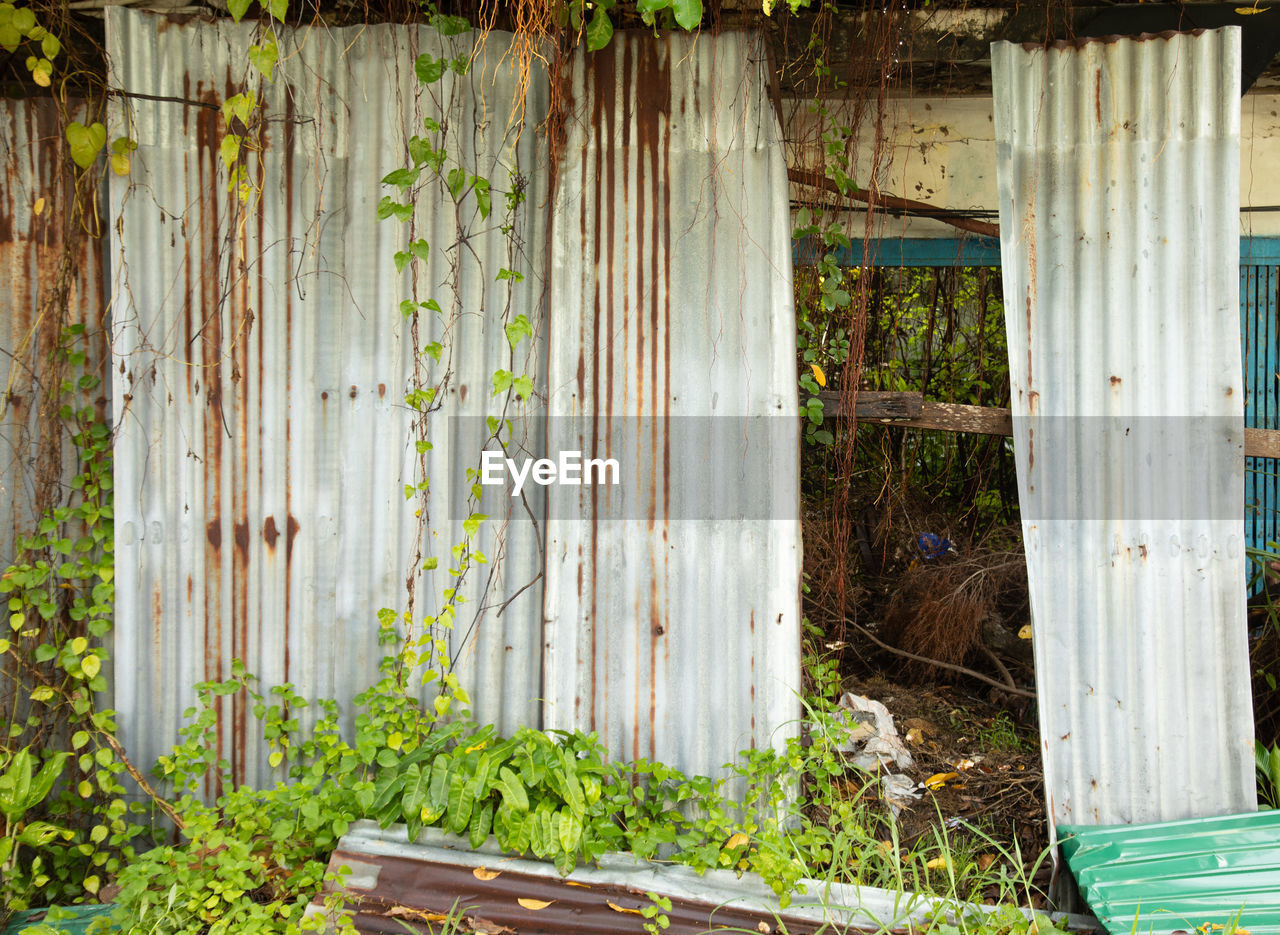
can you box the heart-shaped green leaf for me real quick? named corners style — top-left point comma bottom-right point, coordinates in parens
top-left (65, 121), bottom-right (106, 169)
top-left (414, 53), bottom-right (444, 85)
top-left (671, 0), bottom-right (702, 30)
top-left (11, 5), bottom-right (34, 33)
top-left (219, 133), bottom-right (241, 169)
top-left (226, 0), bottom-right (250, 22)
top-left (248, 37), bottom-right (277, 82)
top-left (0, 22), bottom-right (20, 52)
top-left (585, 6), bottom-right (613, 51)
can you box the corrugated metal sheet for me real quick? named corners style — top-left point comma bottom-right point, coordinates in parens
top-left (1060, 810), bottom-right (1280, 935)
top-left (542, 32), bottom-right (802, 773)
top-left (992, 28), bottom-right (1255, 828)
top-left (106, 9), bottom-right (550, 790)
top-left (0, 99), bottom-right (110, 567)
top-left (307, 822), bottom-right (1101, 934)
top-left (106, 13), bottom-right (799, 790)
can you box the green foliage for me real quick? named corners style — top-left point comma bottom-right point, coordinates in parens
top-left (0, 2), bottom-right (60, 87)
top-left (792, 207), bottom-right (854, 448)
top-left (1258, 740), bottom-right (1280, 811)
top-left (0, 325), bottom-right (138, 911)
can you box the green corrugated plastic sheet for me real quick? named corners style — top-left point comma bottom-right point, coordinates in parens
top-left (0, 906), bottom-right (118, 935)
top-left (1060, 810), bottom-right (1280, 935)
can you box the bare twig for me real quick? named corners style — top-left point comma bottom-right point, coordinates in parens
top-left (99, 731), bottom-right (185, 830)
top-left (845, 617), bottom-right (1036, 700)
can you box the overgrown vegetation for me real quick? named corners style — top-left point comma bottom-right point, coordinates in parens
top-left (16, 0), bottom-right (1277, 930)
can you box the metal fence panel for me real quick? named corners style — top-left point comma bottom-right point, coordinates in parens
top-left (542, 32), bottom-right (802, 775)
top-left (992, 28), bottom-right (1254, 827)
top-left (0, 99), bottom-right (109, 567)
top-left (106, 9), bottom-right (549, 790)
top-left (1243, 263), bottom-right (1280, 559)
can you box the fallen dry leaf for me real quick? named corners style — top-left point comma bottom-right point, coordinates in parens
top-left (472, 918), bottom-right (515, 935)
top-left (925, 856), bottom-right (951, 871)
top-left (758, 922), bottom-right (774, 934)
top-left (977, 853), bottom-right (996, 872)
top-left (386, 906), bottom-right (450, 923)
top-left (607, 901), bottom-right (643, 915)
top-left (32, 197), bottom-right (45, 216)
top-left (924, 771), bottom-right (958, 790)
top-left (517, 898), bottom-right (554, 910)
top-left (473, 867), bottom-right (501, 881)
top-left (905, 728), bottom-right (923, 745)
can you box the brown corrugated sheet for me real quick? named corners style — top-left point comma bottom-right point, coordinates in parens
top-left (320, 847), bottom-right (838, 935)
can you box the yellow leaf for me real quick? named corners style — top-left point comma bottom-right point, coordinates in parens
top-left (464, 741), bottom-right (487, 754)
top-left (1236, 6), bottom-right (1269, 14)
top-left (905, 727), bottom-right (923, 745)
top-left (269, 751), bottom-right (283, 769)
top-left (473, 867), bottom-right (501, 881)
top-left (924, 771), bottom-right (957, 790)
top-left (810, 363), bottom-right (826, 387)
top-left (81, 654), bottom-right (101, 680)
top-left (1017, 624), bottom-right (1032, 640)
top-left (925, 856), bottom-right (951, 870)
top-left (607, 901), bottom-right (643, 915)
top-left (77, 780), bottom-right (92, 798)
top-left (563, 880), bottom-right (591, 888)
top-left (32, 68), bottom-right (50, 87)
top-left (32, 197), bottom-right (45, 216)
top-left (387, 731), bottom-right (403, 751)
top-left (110, 151), bottom-right (131, 176)
top-left (386, 906), bottom-right (449, 922)
top-left (83, 875), bottom-right (100, 895)
top-left (725, 832), bottom-right (750, 849)
top-left (517, 898), bottom-right (554, 910)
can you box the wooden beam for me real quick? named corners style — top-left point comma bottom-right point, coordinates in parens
top-left (1247, 428), bottom-right (1280, 460)
top-left (821, 391), bottom-right (1280, 458)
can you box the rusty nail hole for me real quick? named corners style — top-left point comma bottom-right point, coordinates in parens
top-left (653, 626), bottom-right (665, 636)
top-left (349, 385), bottom-right (357, 399)
top-left (321, 391), bottom-right (328, 400)
top-left (1109, 375), bottom-right (1121, 386)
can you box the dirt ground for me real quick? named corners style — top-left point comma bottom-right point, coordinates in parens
top-left (839, 670), bottom-right (1048, 885)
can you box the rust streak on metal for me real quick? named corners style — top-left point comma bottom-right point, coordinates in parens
top-left (193, 77), bottom-right (228, 800)
top-left (282, 86), bottom-right (296, 687)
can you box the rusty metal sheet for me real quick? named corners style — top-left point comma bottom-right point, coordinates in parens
top-left (0, 99), bottom-right (109, 567)
top-left (105, 9), bottom-right (550, 790)
top-left (306, 822), bottom-right (1101, 935)
top-left (541, 31), bottom-right (802, 777)
top-left (992, 28), bottom-right (1254, 829)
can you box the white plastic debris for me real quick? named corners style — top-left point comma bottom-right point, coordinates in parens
top-left (881, 773), bottom-right (924, 818)
top-left (835, 693), bottom-right (914, 771)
